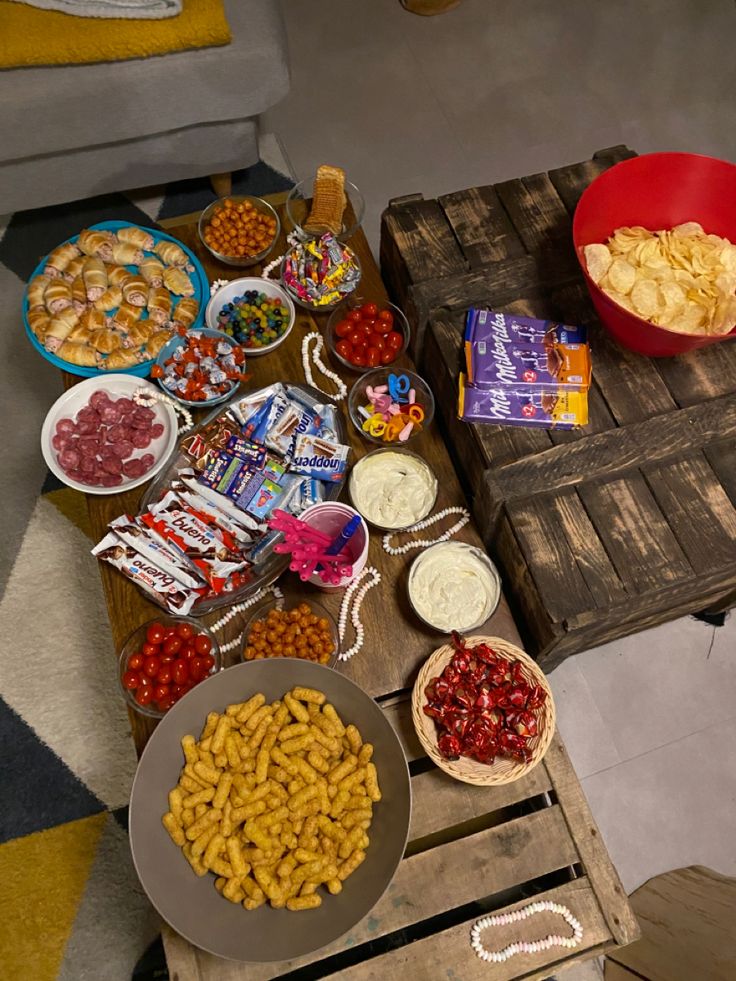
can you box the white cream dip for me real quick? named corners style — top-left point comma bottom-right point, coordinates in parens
top-left (349, 451), bottom-right (437, 529)
top-left (408, 541), bottom-right (499, 631)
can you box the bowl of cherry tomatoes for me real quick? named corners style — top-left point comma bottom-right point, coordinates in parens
top-left (325, 298), bottom-right (409, 373)
top-left (119, 617), bottom-right (221, 718)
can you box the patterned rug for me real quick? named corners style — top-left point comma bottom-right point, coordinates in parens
top-left (0, 137), bottom-right (294, 981)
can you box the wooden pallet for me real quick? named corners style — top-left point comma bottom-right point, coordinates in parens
top-left (163, 697), bottom-right (638, 981)
top-left (380, 146), bottom-right (736, 667)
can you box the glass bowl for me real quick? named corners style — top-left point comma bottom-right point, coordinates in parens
top-left (240, 598), bottom-right (339, 668)
top-left (325, 297), bottom-right (410, 373)
top-left (349, 446), bottom-right (438, 531)
top-left (197, 195), bottom-right (280, 268)
top-left (280, 240), bottom-right (362, 313)
top-left (285, 177), bottom-right (365, 241)
top-left (348, 367), bottom-right (435, 445)
top-left (407, 542), bottom-right (502, 634)
top-left (204, 277), bottom-right (295, 357)
top-left (118, 616), bottom-right (221, 718)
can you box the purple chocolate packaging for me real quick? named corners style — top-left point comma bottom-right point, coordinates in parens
top-left (465, 308), bottom-right (587, 346)
top-left (458, 374), bottom-right (587, 429)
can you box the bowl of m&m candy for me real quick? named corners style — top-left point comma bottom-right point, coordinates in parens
top-left (153, 328), bottom-right (247, 407)
top-left (205, 277), bottom-right (295, 356)
top-left (348, 368), bottom-right (434, 445)
top-left (326, 297), bottom-right (409, 372)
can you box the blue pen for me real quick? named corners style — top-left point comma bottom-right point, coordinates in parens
top-left (325, 515), bottom-right (361, 556)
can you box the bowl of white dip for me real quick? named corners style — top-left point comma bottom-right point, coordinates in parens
top-left (407, 541), bottom-right (501, 633)
top-left (348, 448), bottom-right (438, 531)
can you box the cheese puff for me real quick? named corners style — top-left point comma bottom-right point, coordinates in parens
top-left (235, 693), bottom-right (266, 725)
top-left (211, 715), bottom-right (232, 755)
top-left (201, 711), bottom-right (220, 740)
top-left (289, 785), bottom-right (319, 812)
top-left (338, 848), bottom-right (366, 881)
top-left (245, 704), bottom-right (272, 732)
top-left (231, 800), bottom-right (266, 826)
top-left (338, 826), bottom-right (365, 860)
top-left (185, 809), bottom-right (221, 841)
top-left (290, 686), bottom-right (326, 705)
top-left (162, 812), bottom-right (186, 846)
top-left (182, 787), bottom-right (215, 809)
top-left (203, 832), bottom-right (226, 871)
top-left (341, 808), bottom-right (373, 830)
top-left (317, 814), bottom-right (347, 842)
top-left (182, 843), bottom-right (207, 877)
top-left (178, 775), bottom-right (202, 795)
top-left (345, 724), bottom-right (362, 756)
top-left (194, 804), bottom-right (208, 819)
top-left (322, 704), bottom-right (346, 737)
top-left (191, 822), bottom-right (219, 858)
top-left (358, 743), bottom-right (374, 766)
top-left (327, 878), bottom-right (343, 895)
top-left (246, 716), bottom-right (272, 754)
top-left (168, 788), bottom-right (184, 824)
top-left (181, 734), bottom-right (198, 765)
top-left (181, 807), bottom-right (195, 829)
top-left (278, 723), bottom-right (310, 742)
top-left (283, 693), bottom-right (310, 723)
top-left (328, 754), bottom-right (358, 786)
top-left (280, 734), bottom-right (312, 755)
top-left (307, 751), bottom-right (329, 774)
top-left (193, 762), bottom-right (221, 786)
top-left (225, 733), bottom-right (242, 770)
top-left (365, 762), bottom-right (382, 802)
top-left (226, 836), bottom-right (249, 877)
top-left (223, 877), bottom-right (245, 904)
top-left (287, 895), bottom-right (322, 911)
top-left (293, 757), bottom-right (319, 785)
top-left (338, 768), bottom-right (367, 794)
top-left (345, 795), bottom-right (372, 812)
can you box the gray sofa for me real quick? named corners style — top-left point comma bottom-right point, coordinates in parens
top-left (0, 0), bottom-right (289, 213)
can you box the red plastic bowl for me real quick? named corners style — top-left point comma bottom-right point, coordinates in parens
top-left (573, 152), bottom-right (736, 357)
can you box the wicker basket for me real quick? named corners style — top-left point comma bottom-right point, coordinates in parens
top-left (411, 636), bottom-right (556, 786)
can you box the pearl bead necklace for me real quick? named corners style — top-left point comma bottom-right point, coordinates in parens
top-left (133, 387), bottom-right (193, 434)
top-left (337, 566), bottom-right (381, 661)
top-left (302, 331), bottom-right (347, 402)
top-left (208, 583), bottom-right (284, 655)
top-left (261, 230), bottom-right (304, 281)
top-left (382, 506), bottom-right (471, 555)
top-left (470, 901), bottom-right (583, 963)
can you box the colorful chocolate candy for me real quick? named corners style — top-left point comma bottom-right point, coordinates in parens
top-left (216, 290), bottom-right (290, 348)
top-left (282, 233), bottom-right (360, 308)
top-left (357, 374), bottom-right (425, 442)
top-left (152, 331), bottom-right (247, 403)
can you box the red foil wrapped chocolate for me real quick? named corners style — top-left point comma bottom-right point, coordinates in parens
top-left (422, 632), bottom-right (547, 766)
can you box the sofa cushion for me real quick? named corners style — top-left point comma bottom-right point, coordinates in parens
top-left (0, 0), bottom-right (289, 163)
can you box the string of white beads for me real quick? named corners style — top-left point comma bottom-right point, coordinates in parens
top-left (337, 566), bottom-right (381, 661)
top-left (302, 331), bottom-right (348, 402)
top-left (382, 506), bottom-right (471, 555)
top-left (260, 230), bottom-right (304, 281)
top-left (133, 387), bottom-right (193, 434)
top-left (469, 900), bottom-right (583, 963)
top-left (208, 583), bottom-right (284, 654)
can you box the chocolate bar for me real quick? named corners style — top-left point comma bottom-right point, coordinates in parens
top-left (466, 337), bottom-right (591, 390)
top-left (108, 514), bottom-right (205, 589)
top-left (458, 373), bottom-right (587, 430)
top-left (465, 308), bottom-right (587, 346)
top-left (290, 434), bottom-right (349, 482)
top-left (225, 436), bottom-right (268, 470)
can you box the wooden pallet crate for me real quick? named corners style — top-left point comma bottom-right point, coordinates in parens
top-left (162, 697), bottom-right (638, 980)
top-left (380, 146), bottom-right (736, 667)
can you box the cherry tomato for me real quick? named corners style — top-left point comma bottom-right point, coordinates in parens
top-left (360, 302), bottom-right (379, 318)
top-left (163, 625), bottom-right (178, 638)
top-left (201, 653), bottom-right (215, 672)
top-left (352, 351), bottom-right (367, 367)
top-left (122, 669), bottom-right (140, 690)
top-left (386, 330), bottom-right (403, 351)
top-left (159, 652), bottom-right (175, 664)
top-left (128, 652), bottom-right (144, 671)
top-left (194, 634), bottom-right (212, 656)
top-left (381, 348), bottom-right (397, 365)
top-left (181, 642), bottom-right (197, 660)
top-left (189, 657), bottom-right (205, 682)
top-left (144, 655), bottom-right (160, 678)
top-left (368, 333), bottom-right (385, 350)
top-left (142, 642), bottom-right (158, 657)
top-left (347, 309), bottom-right (362, 323)
top-left (173, 660), bottom-right (189, 685)
top-left (163, 636), bottom-right (182, 657)
top-left (366, 346), bottom-right (381, 367)
top-left (135, 686), bottom-right (153, 706)
top-left (334, 319), bottom-right (352, 338)
top-left (157, 664), bottom-right (173, 685)
top-left (347, 330), bottom-right (363, 347)
top-left (335, 339), bottom-right (352, 360)
top-left (153, 684), bottom-right (170, 702)
top-left (171, 684), bottom-right (187, 702)
top-left (146, 623), bottom-right (165, 646)
top-left (157, 695), bottom-right (174, 712)
top-left (378, 308), bottom-right (394, 328)
top-left (176, 622), bottom-right (194, 640)
top-left (137, 672), bottom-right (153, 686)
top-left (361, 318), bottom-right (376, 333)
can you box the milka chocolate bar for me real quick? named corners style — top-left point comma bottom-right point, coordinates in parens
top-left (465, 308), bottom-right (587, 346)
top-left (458, 374), bottom-right (587, 430)
top-left (466, 336), bottom-right (591, 390)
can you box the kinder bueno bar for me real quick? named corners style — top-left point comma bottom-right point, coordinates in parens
top-left (465, 308), bottom-right (587, 346)
top-left (166, 483), bottom-right (255, 548)
top-left (458, 373), bottom-right (588, 430)
top-left (92, 532), bottom-right (202, 614)
top-left (149, 490), bottom-right (243, 556)
top-left (290, 434), bottom-right (349, 482)
top-left (108, 514), bottom-right (205, 589)
top-left (466, 335), bottom-right (591, 390)
top-left (180, 474), bottom-right (263, 532)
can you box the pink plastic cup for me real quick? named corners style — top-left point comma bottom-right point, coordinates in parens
top-left (299, 503), bottom-right (369, 592)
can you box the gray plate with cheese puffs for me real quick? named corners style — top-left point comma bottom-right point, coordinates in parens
top-left (129, 659), bottom-right (411, 962)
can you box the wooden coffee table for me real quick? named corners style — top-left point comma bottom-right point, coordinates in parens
top-left (64, 194), bottom-right (637, 979)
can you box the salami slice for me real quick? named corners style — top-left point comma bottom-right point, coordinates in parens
top-left (106, 424), bottom-right (126, 443)
top-left (131, 430), bottom-right (152, 449)
top-left (89, 390), bottom-right (112, 410)
top-left (52, 434), bottom-right (71, 451)
top-left (100, 404), bottom-right (123, 424)
top-left (59, 448), bottom-right (81, 470)
top-left (78, 435), bottom-right (101, 455)
top-left (56, 417), bottom-right (75, 434)
top-left (137, 406), bottom-right (156, 422)
top-left (129, 413), bottom-right (151, 430)
top-left (116, 398), bottom-right (135, 412)
top-left (101, 455), bottom-right (123, 475)
top-left (68, 469), bottom-right (85, 483)
top-left (77, 406), bottom-right (100, 424)
top-left (139, 453), bottom-right (156, 473)
top-left (149, 423), bottom-right (165, 439)
top-left (101, 473), bottom-right (123, 487)
top-left (122, 458), bottom-right (145, 478)
top-left (109, 439), bottom-right (134, 459)
top-left (77, 419), bottom-right (99, 436)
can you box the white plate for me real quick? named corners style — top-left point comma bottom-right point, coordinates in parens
top-left (204, 277), bottom-right (295, 356)
top-left (41, 375), bottom-right (178, 496)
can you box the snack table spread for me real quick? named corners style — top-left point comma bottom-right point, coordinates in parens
top-left (61, 191), bottom-right (637, 980)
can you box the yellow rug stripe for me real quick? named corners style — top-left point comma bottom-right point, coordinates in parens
top-left (0, 0), bottom-right (231, 69)
top-left (44, 487), bottom-right (93, 540)
top-left (0, 812), bottom-right (108, 981)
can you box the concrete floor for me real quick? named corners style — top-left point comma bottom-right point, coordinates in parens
top-left (265, 2), bottom-right (736, 975)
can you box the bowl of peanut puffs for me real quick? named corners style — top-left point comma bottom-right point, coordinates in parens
top-left (128, 659), bottom-right (411, 961)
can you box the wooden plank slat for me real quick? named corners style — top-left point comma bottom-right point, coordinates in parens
top-left (579, 475), bottom-right (692, 594)
top-left (379, 198), bottom-right (467, 282)
top-left (494, 173), bottom-right (572, 256)
top-left (321, 878), bottom-right (613, 981)
top-left (186, 807), bottom-right (579, 981)
top-left (543, 735), bottom-right (640, 947)
top-left (644, 455), bottom-right (736, 574)
top-left (490, 392), bottom-right (736, 503)
top-left (438, 184), bottom-right (527, 267)
top-left (654, 341), bottom-right (736, 409)
top-left (548, 145), bottom-right (636, 215)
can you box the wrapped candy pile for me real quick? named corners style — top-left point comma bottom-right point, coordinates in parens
top-left (423, 633), bottom-right (548, 765)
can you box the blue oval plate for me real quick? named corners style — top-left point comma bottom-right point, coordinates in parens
top-left (23, 220), bottom-right (209, 379)
top-left (155, 327), bottom-right (243, 408)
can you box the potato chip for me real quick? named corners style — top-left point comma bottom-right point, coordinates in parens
top-left (607, 258), bottom-right (637, 295)
top-left (586, 220), bottom-right (736, 337)
top-left (583, 243), bottom-right (612, 284)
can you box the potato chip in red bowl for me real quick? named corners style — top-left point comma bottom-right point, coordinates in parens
top-left (573, 152), bottom-right (736, 357)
